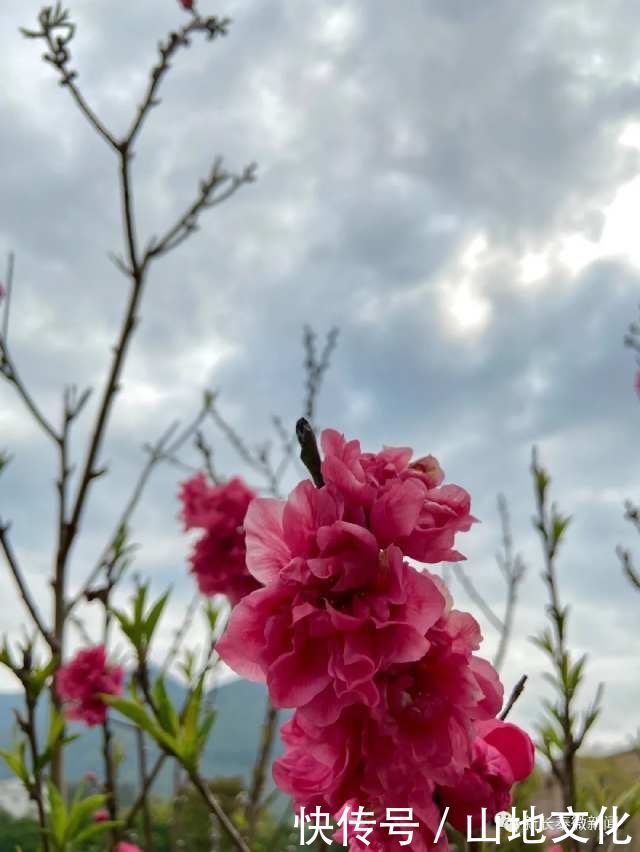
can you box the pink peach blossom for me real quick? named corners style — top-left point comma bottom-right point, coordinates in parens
top-left (216, 427), bottom-right (534, 849)
top-left (179, 473), bottom-right (258, 604)
top-left (437, 719), bottom-right (536, 831)
top-left (56, 646), bottom-right (123, 727)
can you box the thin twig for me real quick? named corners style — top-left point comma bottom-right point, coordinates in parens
top-left (0, 523), bottom-right (55, 649)
top-left (124, 753), bottom-right (166, 830)
top-left (246, 701), bottom-right (279, 840)
top-left (493, 494), bottom-right (527, 671)
top-left (2, 252), bottom-right (14, 342)
top-left (160, 592), bottom-right (200, 676)
top-left (500, 674), bottom-right (528, 721)
top-left (136, 727), bottom-right (155, 852)
top-left (188, 768), bottom-right (251, 852)
top-left (126, 15), bottom-right (230, 146)
top-left (0, 254), bottom-right (60, 445)
top-left (145, 161), bottom-right (256, 262)
top-left (455, 566), bottom-right (504, 633)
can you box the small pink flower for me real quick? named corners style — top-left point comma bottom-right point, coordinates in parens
top-left (116, 844), bottom-right (142, 852)
top-left (437, 719), bottom-right (535, 831)
top-left (93, 809), bottom-right (109, 823)
top-left (56, 646), bottom-right (123, 727)
top-left (84, 771), bottom-right (97, 783)
top-left (178, 0), bottom-right (193, 9)
top-left (179, 474), bottom-right (258, 604)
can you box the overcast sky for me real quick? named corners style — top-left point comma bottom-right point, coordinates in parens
top-left (1, 0), bottom-right (640, 753)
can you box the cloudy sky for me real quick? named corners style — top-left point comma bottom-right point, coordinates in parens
top-left (1, 0), bottom-right (640, 753)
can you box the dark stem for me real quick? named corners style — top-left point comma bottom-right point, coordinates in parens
top-left (246, 700), bottom-right (279, 839)
top-left (499, 674), bottom-right (528, 721)
top-left (124, 753), bottom-right (166, 830)
top-left (136, 727), bottom-right (155, 852)
top-left (0, 524), bottom-right (54, 648)
top-left (187, 768), bottom-right (251, 852)
top-left (101, 714), bottom-right (120, 848)
top-left (25, 694), bottom-right (50, 852)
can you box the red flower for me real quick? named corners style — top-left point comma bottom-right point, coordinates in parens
top-left (178, 0), bottom-right (193, 9)
top-left (93, 809), bottom-right (109, 823)
top-left (179, 474), bottom-right (258, 604)
top-left (56, 646), bottom-right (123, 727)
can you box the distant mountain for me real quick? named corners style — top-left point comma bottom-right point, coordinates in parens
top-left (0, 677), bottom-right (291, 798)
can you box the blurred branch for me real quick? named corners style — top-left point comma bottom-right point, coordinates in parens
top-left (454, 494), bottom-right (526, 673)
top-left (160, 592), bottom-right (201, 677)
top-left (195, 429), bottom-right (221, 484)
top-left (0, 254), bottom-right (61, 446)
top-left (246, 701), bottom-right (279, 841)
top-left (455, 566), bottom-right (504, 633)
top-left (144, 160), bottom-right (257, 263)
top-left (207, 326), bottom-right (338, 497)
top-left (124, 753), bottom-right (166, 830)
top-left (69, 401), bottom-right (210, 614)
top-left (21, 4), bottom-right (118, 150)
top-left (126, 14), bottom-right (230, 145)
top-left (1, 251), bottom-right (14, 341)
top-left (0, 522), bottom-right (55, 649)
top-left (493, 494), bottom-right (527, 671)
top-left (617, 501), bottom-right (640, 593)
top-left (302, 324), bottom-right (339, 424)
top-left (618, 545), bottom-right (640, 591)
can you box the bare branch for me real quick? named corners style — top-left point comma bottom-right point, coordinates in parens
top-left (0, 255), bottom-right (61, 446)
top-left (145, 160), bottom-right (257, 263)
top-left (617, 545), bottom-right (640, 591)
top-left (246, 701), bottom-right (279, 840)
top-left (69, 403), bottom-right (208, 614)
top-left (454, 565), bottom-right (505, 634)
top-left (126, 14), bottom-right (230, 146)
top-left (160, 592), bottom-right (200, 677)
top-left (303, 324), bottom-right (339, 424)
top-left (1, 252), bottom-right (13, 342)
top-left (0, 522), bottom-right (55, 649)
top-left (195, 430), bottom-right (221, 484)
top-left (22, 6), bottom-right (118, 149)
top-left (493, 494), bottom-right (527, 671)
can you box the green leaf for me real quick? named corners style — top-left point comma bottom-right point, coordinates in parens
top-left (30, 655), bottom-right (59, 697)
top-left (144, 590), bottom-right (170, 643)
top-left (67, 793), bottom-right (108, 838)
top-left (73, 821), bottom-right (121, 845)
top-left (0, 742), bottom-right (29, 785)
top-left (104, 695), bottom-right (176, 754)
top-left (152, 676), bottom-right (179, 737)
top-left (46, 781), bottom-right (68, 846)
